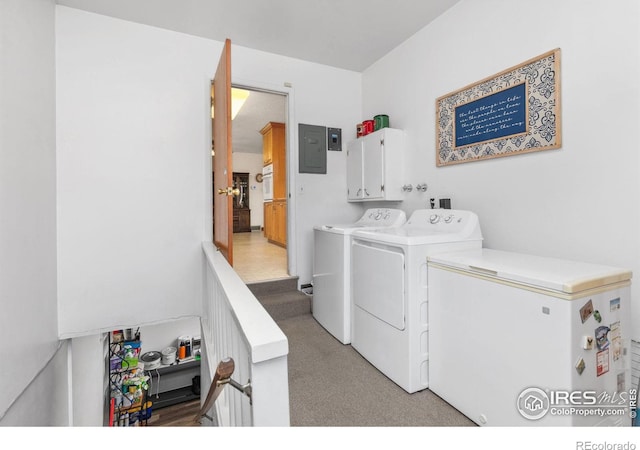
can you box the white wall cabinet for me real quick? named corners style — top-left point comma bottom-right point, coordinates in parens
top-left (346, 128), bottom-right (405, 202)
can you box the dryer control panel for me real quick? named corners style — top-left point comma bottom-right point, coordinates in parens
top-left (405, 209), bottom-right (483, 240)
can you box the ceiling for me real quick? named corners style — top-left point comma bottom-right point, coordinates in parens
top-left (56, 0), bottom-right (461, 154)
top-left (56, 0), bottom-right (460, 72)
top-left (231, 90), bottom-right (286, 154)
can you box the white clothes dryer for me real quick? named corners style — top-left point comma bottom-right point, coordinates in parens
top-left (313, 208), bottom-right (406, 344)
top-left (350, 209), bottom-right (483, 393)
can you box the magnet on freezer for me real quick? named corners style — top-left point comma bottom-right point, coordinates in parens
top-left (610, 321), bottom-right (621, 362)
top-left (581, 335), bottom-right (594, 350)
top-left (579, 299), bottom-right (594, 324)
top-left (575, 358), bottom-right (586, 376)
top-left (595, 326), bottom-right (610, 351)
top-left (617, 373), bottom-right (625, 392)
top-left (596, 349), bottom-right (609, 377)
top-left (593, 310), bottom-right (602, 323)
top-left (610, 298), bottom-right (620, 311)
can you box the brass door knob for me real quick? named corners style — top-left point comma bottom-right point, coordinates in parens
top-left (218, 187), bottom-right (240, 196)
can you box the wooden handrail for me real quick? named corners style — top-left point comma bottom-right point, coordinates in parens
top-left (193, 357), bottom-right (235, 424)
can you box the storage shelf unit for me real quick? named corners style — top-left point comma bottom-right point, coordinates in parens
top-left (107, 329), bottom-right (151, 427)
top-left (146, 359), bottom-right (201, 410)
top-left (347, 127), bottom-right (405, 202)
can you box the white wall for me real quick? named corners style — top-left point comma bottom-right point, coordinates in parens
top-left (0, 0), bottom-right (67, 424)
top-left (233, 152), bottom-right (264, 228)
top-left (139, 316), bottom-right (200, 354)
top-left (362, 0), bottom-right (640, 339)
top-left (56, 7), bottom-right (210, 336)
top-left (56, 6), bottom-right (363, 335)
top-left (1, 341), bottom-right (70, 426)
top-left (72, 334), bottom-right (106, 426)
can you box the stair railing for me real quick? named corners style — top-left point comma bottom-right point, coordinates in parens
top-left (200, 242), bottom-right (289, 426)
top-left (194, 358), bottom-right (252, 424)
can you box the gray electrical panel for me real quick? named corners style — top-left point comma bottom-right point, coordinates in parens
top-left (298, 123), bottom-right (327, 174)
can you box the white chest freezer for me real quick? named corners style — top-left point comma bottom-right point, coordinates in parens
top-left (427, 248), bottom-right (632, 426)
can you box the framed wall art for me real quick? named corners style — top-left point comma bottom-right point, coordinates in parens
top-left (436, 48), bottom-right (561, 166)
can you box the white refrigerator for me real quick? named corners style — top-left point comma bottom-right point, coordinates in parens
top-left (428, 248), bottom-right (633, 426)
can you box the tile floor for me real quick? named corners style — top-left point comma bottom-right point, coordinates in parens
top-left (232, 230), bottom-right (288, 283)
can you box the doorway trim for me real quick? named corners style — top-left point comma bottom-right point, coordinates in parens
top-left (231, 77), bottom-right (297, 282)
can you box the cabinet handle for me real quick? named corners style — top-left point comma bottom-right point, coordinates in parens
top-left (356, 188), bottom-right (362, 197)
top-left (364, 189), bottom-right (370, 197)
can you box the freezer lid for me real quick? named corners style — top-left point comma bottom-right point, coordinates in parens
top-left (428, 248), bottom-right (632, 294)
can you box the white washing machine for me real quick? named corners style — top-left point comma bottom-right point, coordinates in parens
top-left (350, 209), bottom-right (483, 393)
top-left (312, 208), bottom-right (406, 344)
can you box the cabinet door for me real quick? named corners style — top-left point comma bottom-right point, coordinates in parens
top-left (238, 209), bottom-right (251, 232)
top-left (346, 140), bottom-right (363, 200)
top-left (262, 131), bottom-right (273, 166)
top-left (362, 134), bottom-right (384, 199)
top-left (276, 200), bottom-right (287, 247)
top-left (272, 124), bottom-right (286, 199)
top-left (264, 202), bottom-right (273, 239)
top-left (233, 210), bottom-right (240, 233)
top-left (260, 122), bottom-right (273, 166)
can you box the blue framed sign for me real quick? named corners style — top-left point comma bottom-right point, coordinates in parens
top-left (436, 49), bottom-right (561, 166)
top-left (454, 82), bottom-right (527, 148)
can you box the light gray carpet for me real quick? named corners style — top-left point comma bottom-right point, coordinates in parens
top-left (277, 313), bottom-right (475, 427)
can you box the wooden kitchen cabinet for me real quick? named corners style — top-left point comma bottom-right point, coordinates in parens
top-left (263, 200), bottom-right (286, 248)
top-left (233, 208), bottom-right (251, 233)
top-left (261, 122), bottom-right (287, 247)
top-left (261, 122), bottom-right (284, 169)
top-left (273, 199), bottom-right (287, 247)
top-left (261, 122), bottom-right (286, 199)
top-left (264, 201), bottom-right (273, 240)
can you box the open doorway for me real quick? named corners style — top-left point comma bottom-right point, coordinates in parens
top-left (212, 87), bottom-right (289, 283)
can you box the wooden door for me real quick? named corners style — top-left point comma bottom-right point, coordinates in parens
top-left (213, 39), bottom-right (234, 264)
